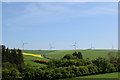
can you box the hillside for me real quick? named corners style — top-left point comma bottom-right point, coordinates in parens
top-left (22, 49), bottom-right (117, 59)
top-left (22, 49), bottom-right (118, 66)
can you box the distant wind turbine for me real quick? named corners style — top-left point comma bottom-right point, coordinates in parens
top-left (49, 43), bottom-right (54, 50)
top-left (90, 43), bottom-right (93, 49)
top-left (72, 41), bottom-right (78, 50)
top-left (88, 43), bottom-right (94, 50)
top-left (21, 41), bottom-right (28, 50)
top-left (112, 44), bottom-right (114, 50)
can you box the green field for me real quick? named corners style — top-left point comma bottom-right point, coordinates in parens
top-left (22, 50), bottom-right (51, 66)
top-left (22, 49), bottom-right (117, 67)
top-left (45, 49), bottom-right (117, 59)
top-left (23, 49), bottom-right (117, 59)
top-left (23, 55), bottom-right (48, 67)
top-left (60, 72), bottom-right (119, 80)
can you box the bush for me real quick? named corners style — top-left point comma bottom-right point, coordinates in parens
top-left (87, 64), bottom-right (98, 74)
top-left (22, 67), bottom-right (37, 80)
top-left (81, 66), bottom-right (89, 75)
top-left (2, 62), bottom-right (17, 69)
top-left (62, 54), bottom-right (74, 60)
top-left (93, 57), bottom-right (110, 73)
top-left (106, 64), bottom-right (116, 72)
top-left (2, 68), bottom-right (21, 80)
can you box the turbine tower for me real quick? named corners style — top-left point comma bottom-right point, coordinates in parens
top-left (112, 44), bottom-right (114, 50)
top-left (21, 41), bottom-right (28, 50)
top-left (49, 43), bottom-right (54, 50)
top-left (90, 43), bottom-right (93, 49)
top-left (72, 41), bottom-right (78, 50)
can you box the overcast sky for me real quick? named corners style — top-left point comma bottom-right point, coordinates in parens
top-left (2, 2), bottom-right (118, 50)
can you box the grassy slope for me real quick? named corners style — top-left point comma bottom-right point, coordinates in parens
top-left (22, 50), bottom-right (51, 66)
top-left (60, 72), bottom-right (119, 80)
top-left (46, 49), bottom-right (117, 59)
top-left (23, 55), bottom-right (48, 67)
top-left (22, 49), bottom-right (117, 66)
top-left (23, 49), bottom-right (117, 59)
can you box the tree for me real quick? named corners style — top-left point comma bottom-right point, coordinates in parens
top-left (62, 54), bottom-right (73, 60)
top-left (2, 68), bottom-right (21, 80)
top-left (93, 57), bottom-right (110, 73)
top-left (22, 67), bottom-right (37, 80)
top-left (72, 51), bottom-right (83, 59)
top-left (78, 52), bottom-right (83, 59)
top-left (72, 51), bottom-right (77, 56)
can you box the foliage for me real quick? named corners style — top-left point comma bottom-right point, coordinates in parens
top-left (2, 45), bottom-right (24, 70)
top-left (62, 51), bottom-right (83, 60)
top-left (73, 51), bottom-right (83, 59)
top-left (62, 54), bottom-right (75, 60)
top-left (2, 68), bottom-right (21, 80)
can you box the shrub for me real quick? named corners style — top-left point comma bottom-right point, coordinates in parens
top-left (22, 67), bottom-right (37, 80)
top-left (62, 54), bottom-right (74, 60)
top-left (87, 64), bottom-right (98, 74)
top-left (93, 57), bottom-right (110, 73)
top-left (2, 68), bottom-right (21, 80)
top-left (77, 66), bottom-right (89, 75)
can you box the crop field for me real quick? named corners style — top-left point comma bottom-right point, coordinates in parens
top-left (22, 53), bottom-right (44, 58)
top-left (60, 72), bottom-right (119, 80)
top-left (22, 50), bottom-right (57, 55)
top-left (22, 52), bottom-right (49, 67)
top-left (23, 55), bottom-right (48, 67)
top-left (22, 49), bottom-right (117, 67)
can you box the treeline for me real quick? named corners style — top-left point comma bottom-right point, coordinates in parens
top-left (2, 45), bottom-right (24, 73)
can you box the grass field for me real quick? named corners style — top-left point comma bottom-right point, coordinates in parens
top-left (22, 49), bottom-right (117, 67)
top-left (60, 72), bottom-right (119, 80)
top-left (23, 55), bottom-right (48, 67)
top-left (22, 50), bottom-right (51, 66)
top-left (45, 49), bottom-right (116, 59)
top-left (22, 49), bottom-right (117, 59)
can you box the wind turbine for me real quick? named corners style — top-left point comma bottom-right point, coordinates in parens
top-left (90, 43), bottom-right (94, 49)
top-left (21, 41), bottom-right (28, 50)
top-left (112, 44), bottom-right (114, 50)
top-left (49, 43), bottom-right (54, 50)
top-left (90, 43), bottom-right (93, 49)
top-left (72, 41), bottom-right (78, 50)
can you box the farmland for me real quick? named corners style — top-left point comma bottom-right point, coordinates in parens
top-left (22, 49), bottom-right (118, 66)
top-left (2, 46), bottom-right (119, 80)
top-left (22, 53), bottom-right (44, 58)
top-left (22, 49), bottom-right (117, 59)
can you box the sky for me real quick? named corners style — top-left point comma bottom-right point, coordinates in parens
top-left (2, 2), bottom-right (118, 50)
